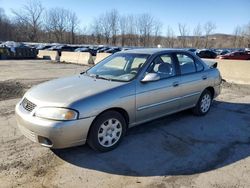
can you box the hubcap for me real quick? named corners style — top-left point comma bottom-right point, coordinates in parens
top-left (98, 118), bottom-right (122, 147)
top-left (200, 94), bottom-right (211, 113)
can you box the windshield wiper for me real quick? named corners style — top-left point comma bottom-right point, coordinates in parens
top-left (84, 72), bottom-right (98, 78)
top-left (84, 72), bottom-right (111, 80)
top-left (85, 73), bottom-right (124, 82)
top-left (96, 74), bottom-right (124, 82)
top-left (95, 75), bottom-right (113, 81)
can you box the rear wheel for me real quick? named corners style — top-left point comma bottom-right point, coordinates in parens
top-left (87, 111), bottom-right (126, 152)
top-left (192, 90), bottom-right (212, 116)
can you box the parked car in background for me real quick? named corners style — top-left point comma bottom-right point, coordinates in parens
top-left (0, 41), bottom-right (37, 59)
top-left (47, 45), bottom-right (78, 56)
top-left (216, 49), bottom-right (231, 55)
top-left (92, 46), bottom-right (103, 51)
top-left (104, 47), bottom-right (121, 54)
top-left (97, 46), bottom-right (110, 53)
top-left (36, 44), bottom-right (53, 50)
top-left (74, 47), bottom-right (97, 56)
top-left (121, 47), bottom-right (131, 51)
top-left (196, 49), bottom-right (217, 59)
top-left (219, 51), bottom-right (250, 60)
top-left (186, 48), bottom-right (197, 53)
top-left (16, 48), bottom-right (221, 152)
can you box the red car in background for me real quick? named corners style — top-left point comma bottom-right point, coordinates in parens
top-left (219, 51), bottom-right (250, 60)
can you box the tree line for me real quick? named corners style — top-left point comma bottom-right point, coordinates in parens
top-left (0, 0), bottom-right (250, 48)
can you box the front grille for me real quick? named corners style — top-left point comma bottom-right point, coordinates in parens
top-left (21, 98), bottom-right (36, 112)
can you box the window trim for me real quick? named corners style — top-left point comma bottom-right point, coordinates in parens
top-left (174, 52), bottom-right (204, 76)
top-left (195, 58), bottom-right (205, 72)
top-left (145, 53), bottom-right (178, 81)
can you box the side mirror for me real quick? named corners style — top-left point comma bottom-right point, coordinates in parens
top-left (141, 73), bottom-right (160, 83)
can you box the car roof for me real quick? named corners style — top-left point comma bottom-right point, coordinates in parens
top-left (118, 48), bottom-right (190, 55)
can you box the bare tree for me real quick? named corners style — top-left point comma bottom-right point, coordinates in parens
top-left (91, 18), bottom-right (103, 44)
top-left (203, 21), bottom-right (216, 48)
top-left (153, 21), bottom-right (162, 46)
top-left (68, 11), bottom-right (79, 44)
top-left (76, 26), bottom-right (88, 44)
top-left (233, 26), bottom-right (243, 48)
top-left (244, 22), bottom-right (250, 48)
top-left (0, 8), bottom-right (13, 41)
top-left (99, 15), bottom-right (111, 44)
top-left (119, 15), bottom-right (127, 46)
top-left (126, 15), bottom-right (138, 46)
top-left (12, 0), bottom-right (44, 42)
top-left (164, 26), bottom-right (175, 47)
top-left (3, 5), bottom-right (248, 48)
top-left (0, 8), bottom-right (5, 21)
top-left (118, 15), bottom-right (139, 46)
top-left (45, 8), bottom-right (79, 43)
top-left (95, 9), bottom-right (119, 45)
top-left (137, 14), bottom-right (155, 46)
top-left (178, 23), bottom-right (189, 48)
top-left (192, 23), bottom-right (202, 48)
top-left (102, 12), bottom-right (160, 47)
top-left (45, 8), bottom-right (67, 42)
top-left (109, 9), bottom-right (119, 45)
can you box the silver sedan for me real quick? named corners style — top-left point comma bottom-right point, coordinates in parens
top-left (15, 49), bottom-right (221, 152)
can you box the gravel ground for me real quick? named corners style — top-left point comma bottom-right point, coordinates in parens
top-left (0, 81), bottom-right (24, 101)
top-left (0, 60), bottom-right (250, 188)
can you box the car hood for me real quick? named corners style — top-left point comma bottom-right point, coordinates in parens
top-left (25, 74), bottom-right (126, 107)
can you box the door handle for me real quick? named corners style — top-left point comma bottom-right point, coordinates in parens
top-left (202, 75), bottom-right (207, 80)
top-left (172, 81), bottom-right (179, 87)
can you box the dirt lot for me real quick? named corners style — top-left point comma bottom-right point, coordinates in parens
top-left (0, 60), bottom-right (250, 188)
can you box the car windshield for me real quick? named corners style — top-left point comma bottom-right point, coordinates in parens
top-left (86, 53), bottom-right (149, 82)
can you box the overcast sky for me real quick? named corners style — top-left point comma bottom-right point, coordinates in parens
top-left (1, 0), bottom-right (250, 34)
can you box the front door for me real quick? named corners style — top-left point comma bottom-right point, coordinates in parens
top-left (135, 53), bottom-right (182, 124)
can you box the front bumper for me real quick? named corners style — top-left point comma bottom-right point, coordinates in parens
top-left (15, 102), bottom-right (95, 149)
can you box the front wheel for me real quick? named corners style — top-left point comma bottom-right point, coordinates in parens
top-left (192, 90), bottom-right (212, 116)
top-left (87, 111), bottom-right (126, 152)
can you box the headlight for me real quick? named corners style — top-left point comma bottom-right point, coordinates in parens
top-left (35, 107), bottom-right (78, 121)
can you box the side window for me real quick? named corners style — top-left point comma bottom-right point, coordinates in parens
top-left (148, 54), bottom-right (175, 79)
top-left (131, 57), bottom-right (147, 69)
top-left (195, 60), bottom-right (204, 72)
top-left (177, 54), bottom-right (196, 74)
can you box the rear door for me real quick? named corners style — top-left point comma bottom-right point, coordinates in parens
top-left (175, 52), bottom-right (209, 109)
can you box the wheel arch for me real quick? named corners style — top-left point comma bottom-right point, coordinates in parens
top-left (204, 86), bottom-right (215, 99)
top-left (86, 107), bottom-right (130, 140)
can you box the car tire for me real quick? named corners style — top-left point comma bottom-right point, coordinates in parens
top-left (192, 89), bottom-right (212, 116)
top-left (87, 111), bottom-right (126, 152)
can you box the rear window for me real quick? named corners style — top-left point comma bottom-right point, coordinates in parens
top-left (177, 54), bottom-right (196, 74)
top-left (195, 60), bottom-right (204, 72)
